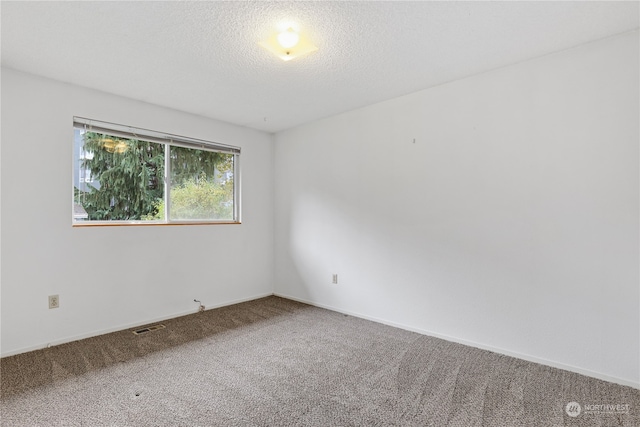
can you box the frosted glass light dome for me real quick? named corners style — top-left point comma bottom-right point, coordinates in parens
top-left (277, 28), bottom-right (299, 49)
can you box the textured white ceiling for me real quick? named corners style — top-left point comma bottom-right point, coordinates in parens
top-left (2, 1), bottom-right (638, 133)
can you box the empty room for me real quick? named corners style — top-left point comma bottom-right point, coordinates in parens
top-left (1, 1), bottom-right (638, 426)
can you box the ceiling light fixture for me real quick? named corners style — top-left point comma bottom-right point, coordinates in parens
top-left (277, 28), bottom-right (299, 49)
top-left (259, 26), bottom-right (317, 61)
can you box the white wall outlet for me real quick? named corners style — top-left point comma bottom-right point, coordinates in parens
top-left (49, 295), bottom-right (59, 309)
top-left (332, 274), bottom-right (338, 284)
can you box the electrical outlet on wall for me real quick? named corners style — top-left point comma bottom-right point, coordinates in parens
top-left (332, 274), bottom-right (338, 284)
top-left (49, 295), bottom-right (59, 309)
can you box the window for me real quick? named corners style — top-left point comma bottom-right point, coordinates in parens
top-left (72, 117), bottom-right (240, 225)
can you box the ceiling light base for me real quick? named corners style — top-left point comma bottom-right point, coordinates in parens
top-left (259, 34), bottom-right (318, 62)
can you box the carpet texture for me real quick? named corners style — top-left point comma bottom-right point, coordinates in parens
top-left (1, 296), bottom-right (638, 426)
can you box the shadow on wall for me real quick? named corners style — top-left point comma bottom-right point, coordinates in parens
top-left (286, 190), bottom-right (555, 345)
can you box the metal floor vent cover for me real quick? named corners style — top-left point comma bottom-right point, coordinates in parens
top-left (132, 324), bottom-right (166, 335)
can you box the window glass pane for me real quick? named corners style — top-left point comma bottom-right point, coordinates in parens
top-left (73, 130), bottom-right (165, 221)
top-left (169, 146), bottom-right (234, 221)
top-left (73, 118), bottom-right (240, 225)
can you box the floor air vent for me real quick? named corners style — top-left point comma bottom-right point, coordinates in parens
top-left (132, 324), bottom-right (166, 335)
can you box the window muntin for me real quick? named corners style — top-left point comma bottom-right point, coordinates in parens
top-left (72, 118), bottom-right (240, 225)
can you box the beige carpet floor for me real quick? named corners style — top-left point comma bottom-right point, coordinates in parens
top-left (1, 296), bottom-right (638, 426)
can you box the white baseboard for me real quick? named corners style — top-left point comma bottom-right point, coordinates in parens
top-left (0, 292), bottom-right (273, 358)
top-left (274, 292), bottom-right (640, 390)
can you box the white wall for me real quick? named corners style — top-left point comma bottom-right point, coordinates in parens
top-left (1, 68), bottom-right (274, 356)
top-left (274, 31), bottom-right (639, 387)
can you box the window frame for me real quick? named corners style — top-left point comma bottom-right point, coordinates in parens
top-left (72, 117), bottom-right (241, 227)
